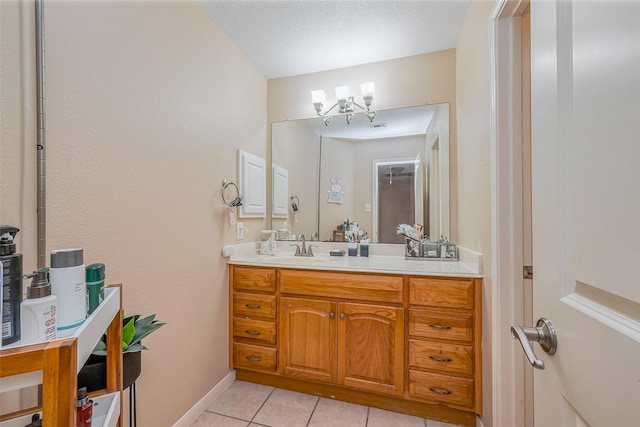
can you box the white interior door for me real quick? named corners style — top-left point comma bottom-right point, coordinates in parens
top-left (529, 1), bottom-right (640, 425)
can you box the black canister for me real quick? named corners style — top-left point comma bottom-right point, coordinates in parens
top-left (1, 225), bottom-right (22, 346)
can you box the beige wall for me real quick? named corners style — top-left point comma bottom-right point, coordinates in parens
top-left (456, 0), bottom-right (495, 425)
top-left (267, 49), bottom-right (458, 242)
top-left (1, 1), bottom-right (266, 425)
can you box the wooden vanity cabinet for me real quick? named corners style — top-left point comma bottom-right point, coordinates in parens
top-left (279, 296), bottom-right (404, 396)
top-left (278, 269), bottom-right (404, 396)
top-left (230, 264), bottom-right (482, 427)
top-left (230, 266), bottom-right (278, 373)
top-left (407, 276), bottom-right (482, 413)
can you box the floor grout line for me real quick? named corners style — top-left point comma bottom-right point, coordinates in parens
top-left (248, 385), bottom-right (277, 425)
top-left (305, 395), bottom-right (321, 426)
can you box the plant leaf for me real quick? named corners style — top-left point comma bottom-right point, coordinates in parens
top-left (133, 314), bottom-right (156, 329)
top-left (122, 317), bottom-right (136, 347)
top-left (123, 343), bottom-right (148, 353)
top-left (129, 321), bottom-right (166, 348)
top-left (92, 340), bottom-right (108, 356)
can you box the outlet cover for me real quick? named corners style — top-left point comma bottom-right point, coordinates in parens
top-left (236, 222), bottom-right (244, 240)
top-left (365, 203), bottom-right (372, 212)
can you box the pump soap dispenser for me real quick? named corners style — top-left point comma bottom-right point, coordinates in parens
top-left (0, 225), bottom-right (22, 346)
top-left (21, 269), bottom-right (57, 345)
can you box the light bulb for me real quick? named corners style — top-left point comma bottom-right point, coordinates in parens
top-left (335, 86), bottom-right (350, 101)
top-left (311, 90), bottom-right (326, 104)
top-left (360, 81), bottom-right (375, 98)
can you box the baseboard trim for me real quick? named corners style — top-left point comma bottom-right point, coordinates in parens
top-left (172, 370), bottom-right (236, 427)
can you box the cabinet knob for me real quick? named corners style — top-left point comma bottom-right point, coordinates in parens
top-left (330, 312), bottom-right (335, 318)
top-left (340, 313), bottom-right (345, 319)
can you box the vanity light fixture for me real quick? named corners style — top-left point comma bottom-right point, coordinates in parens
top-left (311, 82), bottom-right (376, 126)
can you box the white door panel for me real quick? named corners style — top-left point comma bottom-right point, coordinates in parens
top-left (530, 1), bottom-right (640, 426)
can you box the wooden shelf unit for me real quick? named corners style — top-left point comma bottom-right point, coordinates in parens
top-left (0, 285), bottom-right (123, 427)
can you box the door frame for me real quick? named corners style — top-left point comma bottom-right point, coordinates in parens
top-left (489, 1), bottom-right (532, 426)
top-left (372, 157), bottom-right (422, 243)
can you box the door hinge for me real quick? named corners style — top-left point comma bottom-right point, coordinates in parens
top-left (523, 265), bottom-right (533, 279)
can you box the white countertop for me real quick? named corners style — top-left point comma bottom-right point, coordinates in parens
top-left (227, 242), bottom-right (482, 278)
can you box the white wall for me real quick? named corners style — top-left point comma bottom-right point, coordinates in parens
top-left (456, 0), bottom-right (495, 425)
top-left (1, 1), bottom-right (266, 424)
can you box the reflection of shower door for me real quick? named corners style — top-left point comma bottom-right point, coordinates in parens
top-left (374, 159), bottom-right (419, 243)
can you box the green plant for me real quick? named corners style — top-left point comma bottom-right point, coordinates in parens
top-left (92, 313), bottom-right (166, 356)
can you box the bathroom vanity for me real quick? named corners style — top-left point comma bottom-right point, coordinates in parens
top-left (228, 254), bottom-right (482, 426)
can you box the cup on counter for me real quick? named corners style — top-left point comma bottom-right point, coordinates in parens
top-left (348, 242), bottom-right (358, 256)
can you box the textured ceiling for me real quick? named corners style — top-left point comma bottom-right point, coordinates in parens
top-left (196, 0), bottom-right (471, 79)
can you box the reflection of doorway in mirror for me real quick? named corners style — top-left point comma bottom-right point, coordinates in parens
top-left (373, 158), bottom-right (422, 243)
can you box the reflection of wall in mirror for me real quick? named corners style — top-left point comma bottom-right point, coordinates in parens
top-left (271, 120), bottom-right (319, 238)
top-left (426, 103), bottom-right (450, 240)
top-left (319, 135), bottom-right (425, 241)
top-left (319, 137), bottom-right (355, 240)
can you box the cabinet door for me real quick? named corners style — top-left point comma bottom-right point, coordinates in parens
top-left (337, 302), bottom-right (404, 395)
top-left (280, 297), bottom-right (336, 383)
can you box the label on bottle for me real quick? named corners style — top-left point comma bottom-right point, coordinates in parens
top-left (43, 303), bottom-right (57, 341)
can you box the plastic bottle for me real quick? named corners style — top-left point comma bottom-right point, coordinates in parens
top-left (76, 387), bottom-right (93, 427)
top-left (50, 248), bottom-right (86, 337)
top-left (20, 269), bottom-right (57, 345)
top-left (85, 263), bottom-right (105, 315)
top-left (0, 225), bottom-right (22, 346)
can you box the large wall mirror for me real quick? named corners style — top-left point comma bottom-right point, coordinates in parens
top-left (270, 103), bottom-right (449, 244)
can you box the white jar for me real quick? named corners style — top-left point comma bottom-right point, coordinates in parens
top-left (50, 248), bottom-right (85, 337)
top-left (20, 269), bottom-right (57, 345)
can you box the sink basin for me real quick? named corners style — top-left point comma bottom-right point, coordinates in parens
top-left (270, 255), bottom-right (325, 265)
top-left (237, 253), bottom-right (328, 266)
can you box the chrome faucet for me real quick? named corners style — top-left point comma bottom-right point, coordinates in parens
top-left (290, 234), bottom-right (317, 257)
top-left (311, 231), bottom-right (319, 241)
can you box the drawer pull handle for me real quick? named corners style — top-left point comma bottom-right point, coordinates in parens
top-left (245, 356), bottom-right (262, 362)
top-left (428, 323), bottom-right (452, 330)
top-left (429, 355), bottom-right (453, 363)
top-left (244, 330), bottom-right (261, 335)
top-left (429, 386), bottom-right (452, 395)
top-left (245, 304), bottom-right (262, 309)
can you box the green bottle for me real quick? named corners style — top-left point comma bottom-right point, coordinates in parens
top-left (85, 263), bottom-right (105, 315)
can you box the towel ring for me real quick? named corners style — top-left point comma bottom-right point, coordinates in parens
top-left (222, 179), bottom-right (243, 207)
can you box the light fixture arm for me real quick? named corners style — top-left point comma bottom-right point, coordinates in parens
top-left (311, 82), bottom-right (376, 124)
top-left (314, 101), bottom-right (340, 117)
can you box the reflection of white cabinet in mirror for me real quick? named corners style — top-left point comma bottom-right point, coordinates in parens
top-left (272, 164), bottom-right (289, 218)
top-left (238, 149), bottom-right (266, 218)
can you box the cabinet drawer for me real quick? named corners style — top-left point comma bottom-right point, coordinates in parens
top-left (409, 309), bottom-right (473, 343)
top-left (232, 266), bottom-right (276, 292)
top-left (409, 277), bottom-right (474, 309)
top-left (279, 269), bottom-right (403, 303)
top-left (233, 317), bottom-right (277, 344)
top-left (234, 292), bottom-right (277, 319)
top-left (233, 342), bottom-right (277, 372)
top-left (408, 340), bottom-right (473, 377)
top-left (409, 370), bottom-right (474, 409)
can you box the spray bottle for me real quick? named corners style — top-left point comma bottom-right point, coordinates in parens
top-left (1, 225), bottom-right (22, 346)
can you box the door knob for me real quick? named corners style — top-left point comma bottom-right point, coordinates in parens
top-left (511, 317), bottom-right (557, 370)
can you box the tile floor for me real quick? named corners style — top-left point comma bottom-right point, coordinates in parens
top-left (191, 381), bottom-right (464, 427)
